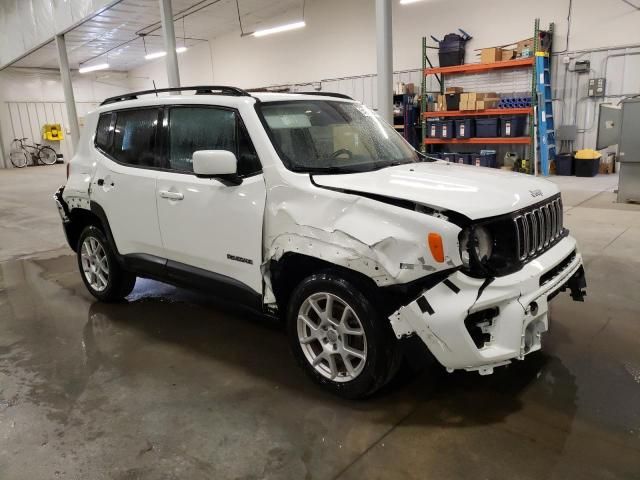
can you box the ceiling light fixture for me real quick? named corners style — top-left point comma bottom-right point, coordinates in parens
top-left (400, 0), bottom-right (423, 4)
top-left (79, 63), bottom-right (109, 73)
top-left (145, 51), bottom-right (167, 60)
top-left (144, 47), bottom-right (188, 60)
top-left (253, 21), bottom-right (306, 37)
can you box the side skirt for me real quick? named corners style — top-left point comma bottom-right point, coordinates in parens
top-left (122, 253), bottom-right (263, 313)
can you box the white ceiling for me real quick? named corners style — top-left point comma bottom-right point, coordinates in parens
top-left (11, 0), bottom-right (303, 71)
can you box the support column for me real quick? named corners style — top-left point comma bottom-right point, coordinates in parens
top-left (55, 34), bottom-right (80, 153)
top-left (376, 0), bottom-right (393, 123)
top-left (159, 0), bottom-right (180, 88)
top-left (0, 117), bottom-right (6, 168)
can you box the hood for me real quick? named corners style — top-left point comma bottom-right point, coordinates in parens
top-left (312, 161), bottom-right (559, 220)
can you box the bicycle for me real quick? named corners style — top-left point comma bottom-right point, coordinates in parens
top-left (9, 137), bottom-right (57, 168)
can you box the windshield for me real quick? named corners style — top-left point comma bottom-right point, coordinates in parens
top-left (259, 100), bottom-right (421, 173)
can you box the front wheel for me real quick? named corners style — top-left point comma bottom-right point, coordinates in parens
top-left (38, 146), bottom-right (57, 165)
top-left (77, 226), bottom-right (136, 302)
top-left (287, 272), bottom-right (401, 399)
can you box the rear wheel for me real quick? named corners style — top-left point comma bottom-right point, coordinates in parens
top-left (287, 272), bottom-right (401, 399)
top-left (38, 146), bottom-right (57, 165)
top-left (77, 226), bottom-right (136, 302)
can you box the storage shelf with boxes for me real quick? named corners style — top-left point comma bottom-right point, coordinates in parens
top-left (420, 18), bottom-right (553, 174)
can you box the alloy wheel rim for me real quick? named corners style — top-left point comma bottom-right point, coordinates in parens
top-left (81, 236), bottom-right (110, 292)
top-left (297, 292), bottom-right (367, 382)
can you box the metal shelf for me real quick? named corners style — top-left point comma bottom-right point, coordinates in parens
top-left (424, 107), bottom-right (532, 118)
top-left (424, 137), bottom-right (532, 145)
top-left (424, 58), bottom-right (534, 76)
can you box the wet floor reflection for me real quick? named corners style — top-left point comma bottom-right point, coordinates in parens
top-left (1, 254), bottom-right (639, 479)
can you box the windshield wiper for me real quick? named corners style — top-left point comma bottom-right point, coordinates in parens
top-left (301, 166), bottom-right (363, 174)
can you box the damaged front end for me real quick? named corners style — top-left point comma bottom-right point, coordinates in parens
top-left (389, 235), bottom-right (586, 375)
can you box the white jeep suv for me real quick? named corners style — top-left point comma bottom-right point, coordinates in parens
top-left (55, 86), bottom-right (587, 398)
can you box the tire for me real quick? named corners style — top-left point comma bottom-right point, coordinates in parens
top-left (10, 150), bottom-right (27, 168)
top-left (77, 225), bottom-right (136, 302)
top-left (38, 146), bottom-right (57, 165)
top-left (287, 271), bottom-right (402, 399)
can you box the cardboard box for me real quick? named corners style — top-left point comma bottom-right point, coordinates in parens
top-left (501, 49), bottom-right (516, 61)
top-left (516, 38), bottom-right (534, 55)
top-left (476, 98), bottom-right (500, 110)
top-left (480, 48), bottom-right (503, 63)
top-left (445, 86), bottom-right (464, 94)
top-left (463, 92), bottom-right (498, 104)
top-left (460, 100), bottom-right (475, 111)
top-left (437, 94), bottom-right (447, 112)
top-left (599, 152), bottom-right (615, 174)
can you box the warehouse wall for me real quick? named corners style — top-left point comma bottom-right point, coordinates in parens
top-left (0, 69), bottom-right (129, 167)
top-left (208, 0), bottom-right (640, 86)
top-left (127, 0), bottom-right (640, 151)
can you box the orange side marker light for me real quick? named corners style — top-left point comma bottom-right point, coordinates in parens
top-left (428, 233), bottom-right (445, 263)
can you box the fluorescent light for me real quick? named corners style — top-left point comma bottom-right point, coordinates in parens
top-left (145, 51), bottom-right (167, 60)
top-left (400, 0), bottom-right (423, 4)
top-left (145, 47), bottom-right (188, 60)
top-left (79, 63), bottom-right (109, 73)
top-left (253, 21), bottom-right (305, 37)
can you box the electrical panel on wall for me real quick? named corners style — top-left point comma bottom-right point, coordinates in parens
top-left (574, 60), bottom-right (590, 73)
top-left (588, 78), bottom-right (606, 97)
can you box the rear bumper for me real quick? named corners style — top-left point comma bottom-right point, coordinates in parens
top-left (389, 235), bottom-right (586, 374)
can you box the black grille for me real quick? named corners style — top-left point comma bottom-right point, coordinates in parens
top-left (540, 249), bottom-right (576, 286)
top-left (513, 197), bottom-right (564, 262)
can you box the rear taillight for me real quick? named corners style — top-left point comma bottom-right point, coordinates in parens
top-left (66, 162), bottom-right (70, 179)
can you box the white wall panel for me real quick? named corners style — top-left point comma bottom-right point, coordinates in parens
top-left (0, 68), bottom-right (130, 167)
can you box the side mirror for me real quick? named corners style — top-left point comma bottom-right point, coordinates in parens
top-left (192, 150), bottom-right (242, 185)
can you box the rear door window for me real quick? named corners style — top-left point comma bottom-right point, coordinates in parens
top-left (112, 108), bottom-right (160, 168)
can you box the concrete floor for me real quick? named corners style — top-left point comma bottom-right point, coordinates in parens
top-left (1, 165), bottom-right (639, 479)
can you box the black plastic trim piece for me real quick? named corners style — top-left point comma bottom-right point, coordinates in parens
top-left (165, 259), bottom-right (262, 310)
top-left (118, 254), bottom-right (262, 311)
top-left (416, 296), bottom-right (434, 315)
top-left (122, 253), bottom-right (167, 278)
top-left (443, 279), bottom-right (460, 294)
top-left (89, 201), bottom-right (123, 261)
top-left (540, 249), bottom-right (577, 286)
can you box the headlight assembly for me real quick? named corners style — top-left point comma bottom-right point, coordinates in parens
top-left (459, 226), bottom-right (494, 269)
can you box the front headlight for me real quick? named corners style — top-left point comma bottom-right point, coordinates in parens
top-left (459, 226), bottom-right (493, 268)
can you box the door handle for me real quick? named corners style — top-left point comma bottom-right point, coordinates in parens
top-left (159, 190), bottom-right (184, 200)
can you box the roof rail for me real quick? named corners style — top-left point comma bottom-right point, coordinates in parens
top-left (288, 91), bottom-right (354, 100)
top-left (100, 85), bottom-right (252, 106)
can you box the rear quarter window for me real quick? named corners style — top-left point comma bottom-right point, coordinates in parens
top-left (95, 112), bottom-right (113, 153)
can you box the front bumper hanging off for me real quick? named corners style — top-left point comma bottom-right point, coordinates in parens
top-left (389, 236), bottom-right (586, 375)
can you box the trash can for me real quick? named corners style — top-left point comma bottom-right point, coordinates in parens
top-left (555, 153), bottom-right (573, 176)
top-left (435, 32), bottom-right (470, 67)
top-left (574, 149), bottom-right (601, 177)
